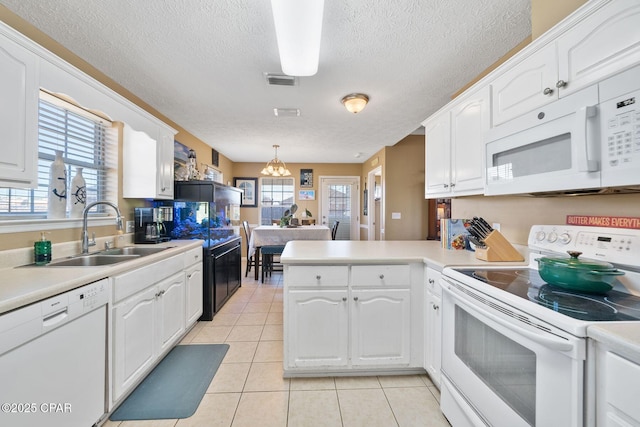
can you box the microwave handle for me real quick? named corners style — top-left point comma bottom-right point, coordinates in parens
top-left (575, 105), bottom-right (598, 172)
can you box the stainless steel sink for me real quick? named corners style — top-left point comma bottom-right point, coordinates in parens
top-left (47, 254), bottom-right (141, 267)
top-left (99, 246), bottom-right (172, 256)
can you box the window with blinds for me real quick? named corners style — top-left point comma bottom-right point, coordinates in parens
top-left (260, 177), bottom-right (295, 225)
top-left (0, 91), bottom-right (117, 217)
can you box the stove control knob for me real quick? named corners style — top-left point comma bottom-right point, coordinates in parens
top-left (547, 232), bottom-right (558, 243)
top-left (535, 231), bottom-right (546, 241)
top-left (559, 233), bottom-right (572, 245)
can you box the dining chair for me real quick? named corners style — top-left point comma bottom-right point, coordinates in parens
top-left (242, 220), bottom-right (260, 277)
top-left (331, 221), bottom-right (340, 240)
top-left (261, 245), bottom-right (285, 282)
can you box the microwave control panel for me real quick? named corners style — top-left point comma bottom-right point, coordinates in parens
top-left (599, 64), bottom-right (640, 187)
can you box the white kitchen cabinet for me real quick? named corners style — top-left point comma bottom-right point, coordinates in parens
top-left (122, 123), bottom-right (175, 199)
top-left (351, 288), bottom-right (411, 366)
top-left (185, 260), bottom-right (203, 326)
top-left (157, 272), bottom-right (185, 355)
top-left (424, 86), bottom-right (488, 198)
top-left (425, 267), bottom-right (442, 388)
top-left (491, 0), bottom-right (640, 127)
top-left (285, 264), bottom-right (418, 373)
top-left (0, 31), bottom-right (39, 189)
top-left (112, 286), bottom-right (157, 401)
top-left (593, 343), bottom-right (640, 427)
top-left (490, 43), bottom-right (558, 126)
top-left (287, 289), bottom-right (349, 367)
top-left (111, 253), bottom-right (188, 405)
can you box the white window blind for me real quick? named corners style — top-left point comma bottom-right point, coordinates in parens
top-left (260, 177), bottom-right (295, 225)
top-left (0, 91), bottom-right (117, 217)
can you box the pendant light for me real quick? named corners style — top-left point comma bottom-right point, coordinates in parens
top-left (261, 145), bottom-right (292, 177)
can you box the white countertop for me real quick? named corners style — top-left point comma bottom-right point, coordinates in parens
top-left (0, 239), bottom-right (203, 315)
top-left (588, 323), bottom-right (640, 363)
top-left (281, 240), bottom-right (530, 269)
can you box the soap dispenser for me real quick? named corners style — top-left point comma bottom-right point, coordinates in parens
top-left (34, 232), bottom-right (52, 265)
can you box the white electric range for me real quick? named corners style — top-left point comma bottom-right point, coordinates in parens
top-left (439, 224), bottom-right (640, 427)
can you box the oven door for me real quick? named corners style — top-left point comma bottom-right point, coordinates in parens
top-left (484, 84), bottom-right (600, 196)
top-left (441, 278), bottom-right (585, 427)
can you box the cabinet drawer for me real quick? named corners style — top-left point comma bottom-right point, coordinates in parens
top-left (351, 265), bottom-right (410, 287)
top-left (113, 254), bottom-right (184, 303)
top-left (184, 246), bottom-right (203, 268)
top-left (286, 265), bottom-right (349, 287)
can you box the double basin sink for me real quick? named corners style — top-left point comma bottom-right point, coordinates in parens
top-left (45, 246), bottom-right (173, 267)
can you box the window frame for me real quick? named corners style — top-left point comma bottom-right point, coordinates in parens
top-left (259, 177), bottom-right (295, 225)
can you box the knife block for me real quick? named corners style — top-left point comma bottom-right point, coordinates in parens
top-left (475, 230), bottom-right (524, 262)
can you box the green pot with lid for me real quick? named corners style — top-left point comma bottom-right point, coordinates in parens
top-left (537, 251), bottom-right (625, 294)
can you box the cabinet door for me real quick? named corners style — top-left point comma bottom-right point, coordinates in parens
top-left (122, 124), bottom-right (157, 199)
top-left (112, 286), bottom-right (157, 401)
top-left (156, 128), bottom-right (174, 199)
top-left (557, 0), bottom-right (640, 98)
top-left (424, 111), bottom-right (451, 197)
top-left (351, 289), bottom-right (411, 366)
top-left (425, 290), bottom-right (442, 388)
top-left (185, 262), bottom-right (203, 326)
top-left (158, 272), bottom-right (185, 354)
top-left (450, 87), bottom-right (489, 195)
top-left (491, 43), bottom-right (558, 126)
top-left (0, 33), bottom-right (38, 188)
top-left (287, 290), bottom-right (349, 368)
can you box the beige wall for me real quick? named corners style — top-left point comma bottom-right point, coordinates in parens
top-left (532, 0), bottom-right (588, 39)
top-left (453, 193), bottom-right (640, 246)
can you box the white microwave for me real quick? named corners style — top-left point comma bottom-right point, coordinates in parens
top-left (485, 84), bottom-right (601, 196)
top-left (485, 64), bottom-right (640, 196)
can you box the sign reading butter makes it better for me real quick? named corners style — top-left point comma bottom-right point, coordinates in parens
top-left (566, 215), bottom-right (640, 230)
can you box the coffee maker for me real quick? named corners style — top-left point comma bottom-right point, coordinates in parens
top-left (134, 207), bottom-right (173, 244)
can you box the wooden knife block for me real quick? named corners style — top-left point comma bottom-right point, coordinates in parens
top-left (475, 230), bottom-right (524, 262)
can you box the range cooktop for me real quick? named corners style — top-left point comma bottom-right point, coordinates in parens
top-left (458, 268), bottom-right (640, 322)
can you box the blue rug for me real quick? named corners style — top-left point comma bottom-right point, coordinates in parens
top-left (110, 344), bottom-right (229, 420)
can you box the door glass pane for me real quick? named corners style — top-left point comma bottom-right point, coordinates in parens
top-left (454, 306), bottom-right (536, 425)
top-left (327, 184), bottom-right (351, 240)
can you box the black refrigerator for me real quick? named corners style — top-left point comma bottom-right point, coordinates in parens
top-left (158, 181), bottom-right (242, 320)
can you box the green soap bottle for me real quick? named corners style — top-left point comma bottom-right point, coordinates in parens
top-left (34, 231), bottom-right (52, 265)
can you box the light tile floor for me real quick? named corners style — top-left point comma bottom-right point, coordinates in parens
top-left (104, 265), bottom-right (450, 427)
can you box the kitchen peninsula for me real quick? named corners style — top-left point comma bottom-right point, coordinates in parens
top-left (280, 240), bottom-right (528, 378)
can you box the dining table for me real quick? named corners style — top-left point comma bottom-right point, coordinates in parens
top-left (248, 225), bottom-right (332, 281)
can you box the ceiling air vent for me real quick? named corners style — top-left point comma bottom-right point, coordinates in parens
top-left (265, 73), bottom-right (297, 86)
top-left (273, 108), bottom-right (301, 117)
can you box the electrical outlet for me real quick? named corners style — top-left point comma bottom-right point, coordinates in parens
top-left (492, 222), bottom-right (501, 231)
top-left (126, 220), bottom-right (134, 233)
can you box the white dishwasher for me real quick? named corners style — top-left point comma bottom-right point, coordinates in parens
top-left (0, 279), bottom-right (109, 427)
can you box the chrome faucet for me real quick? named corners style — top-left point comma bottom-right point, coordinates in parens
top-left (82, 201), bottom-right (123, 254)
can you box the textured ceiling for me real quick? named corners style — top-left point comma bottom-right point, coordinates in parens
top-left (1, 0), bottom-right (531, 163)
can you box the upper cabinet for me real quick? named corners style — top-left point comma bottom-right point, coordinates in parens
top-left (122, 123), bottom-right (175, 200)
top-left (0, 32), bottom-right (39, 188)
top-left (424, 86), bottom-right (489, 198)
top-left (492, 0), bottom-right (640, 126)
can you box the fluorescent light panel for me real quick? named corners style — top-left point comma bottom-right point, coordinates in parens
top-left (270, 0), bottom-right (324, 76)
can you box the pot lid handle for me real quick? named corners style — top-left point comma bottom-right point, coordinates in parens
top-left (567, 251), bottom-right (582, 259)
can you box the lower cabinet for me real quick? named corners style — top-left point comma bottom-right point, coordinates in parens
top-left (285, 264), bottom-right (419, 373)
top-left (112, 272), bottom-right (184, 401)
top-left (185, 261), bottom-right (203, 325)
top-left (425, 267), bottom-right (442, 388)
top-left (592, 341), bottom-right (640, 426)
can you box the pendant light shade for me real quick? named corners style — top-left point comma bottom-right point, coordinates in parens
top-left (341, 93), bottom-right (369, 114)
top-left (270, 0), bottom-right (325, 76)
top-left (261, 145), bottom-right (292, 177)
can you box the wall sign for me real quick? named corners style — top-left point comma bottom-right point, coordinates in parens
top-left (300, 169), bottom-right (313, 188)
top-left (566, 215), bottom-right (640, 230)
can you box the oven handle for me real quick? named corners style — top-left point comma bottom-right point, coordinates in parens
top-left (442, 283), bottom-right (574, 353)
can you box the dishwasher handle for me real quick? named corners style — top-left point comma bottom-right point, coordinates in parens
top-left (42, 307), bottom-right (69, 328)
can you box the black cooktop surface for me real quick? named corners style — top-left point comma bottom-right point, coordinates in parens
top-left (457, 268), bottom-right (640, 322)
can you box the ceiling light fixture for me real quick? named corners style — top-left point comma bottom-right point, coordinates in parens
top-left (341, 93), bottom-right (369, 114)
top-left (261, 144), bottom-right (292, 177)
top-left (270, 0), bottom-right (324, 76)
